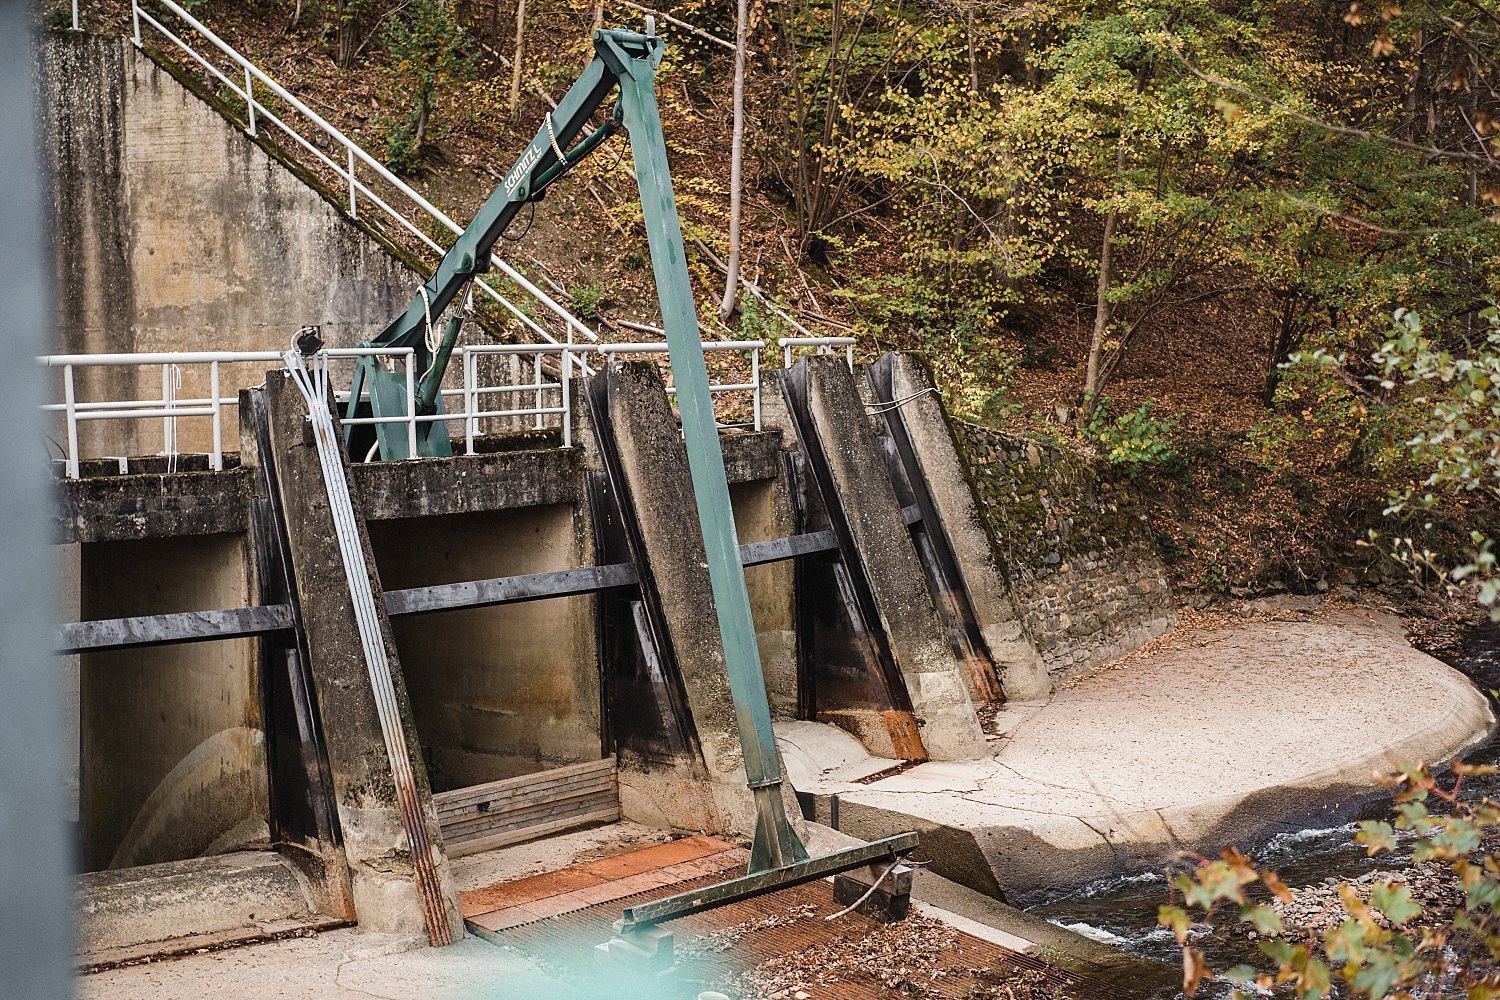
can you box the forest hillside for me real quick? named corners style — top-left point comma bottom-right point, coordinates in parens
top-left (50, 0), bottom-right (1500, 626)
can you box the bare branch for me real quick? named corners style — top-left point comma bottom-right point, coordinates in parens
top-left (1165, 37), bottom-right (1497, 167)
top-left (609, 0), bottom-right (735, 50)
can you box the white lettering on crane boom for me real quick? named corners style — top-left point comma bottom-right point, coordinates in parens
top-left (504, 143), bottom-right (544, 197)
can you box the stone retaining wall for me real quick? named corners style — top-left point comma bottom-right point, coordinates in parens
top-left (955, 423), bottom-right (1176, 681)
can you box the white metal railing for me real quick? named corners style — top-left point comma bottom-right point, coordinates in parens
top-left (780, 336), bottom-right (855, 369)
top-left (39, 340), bottom-right (767, 477)
top-left (596, 341), bottom-right (763, 433)
top-left (39, 351), bottom-right (283, 478)
top-left (127, 0), bottom-right (598, 356)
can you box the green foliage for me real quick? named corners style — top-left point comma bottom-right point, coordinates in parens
top-left (42, 4), bottom-right (73, 30)
top-left (760, 0), bottom-right (1500, 440)
top-left (734, 293), bottom-right (793, 350)
top-left (1295, 308), bottom-right (1500, 617)
top-left (381, 114), bottom-right (421, 175)
top-left (379, 0), bottom-right (473, 171)
top-left (1162, 761), bottom-right (1500, 997)
top-left (1084, 397), bottom-right (1180, 470)
top-left (569, 281), bottom-right (608, 321)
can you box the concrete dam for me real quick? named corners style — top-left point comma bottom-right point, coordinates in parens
top-left (38, 15), bottom-right (1491, 992)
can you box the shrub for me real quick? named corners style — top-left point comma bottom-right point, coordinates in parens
top-left (1161, 760), bottom-right (1500, 997)
top-left (1084, 397), bottom-right (1180, 471)
top-left (570, 281), bottom-right (607, 321)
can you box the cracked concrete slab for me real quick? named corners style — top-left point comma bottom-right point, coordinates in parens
top-left (778, 608), bottom-right (1494, 901)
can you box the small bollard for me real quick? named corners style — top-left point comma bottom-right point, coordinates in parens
top-left (832, 862), bottom-right (913, 923)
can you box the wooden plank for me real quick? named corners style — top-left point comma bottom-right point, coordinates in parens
top-left (433, 760), bottom-right (617, 813)
top-left (436, 771), bottom-right (615, 821)
top-left (56, 604), bottom-right (293, 654)
top-left (440, 782), bottom-right (616, 827)
top-left (441, 789), bottom-right (619, 841)
top-left (444, 808), bottom-right (623, 859)
top-left (384, 565), bottom-right (638, 617)
top-left (738, 531), bottom-right (837, 567)
top-left (437, 777), bottom-right (616, 824)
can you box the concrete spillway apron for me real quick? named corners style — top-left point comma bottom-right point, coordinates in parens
top-left (283, 349), bottom-right (453, 946)
top-left (602, 26), bottom-right (916, 934)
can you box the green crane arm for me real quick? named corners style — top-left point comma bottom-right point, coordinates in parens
top-left (351, 24), bottom-right (825, 877)
top-left (345, 31), bottom-right (629, 459)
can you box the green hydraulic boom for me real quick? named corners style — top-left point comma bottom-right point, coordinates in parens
top-left (351, 22), bottom-right (915, 927)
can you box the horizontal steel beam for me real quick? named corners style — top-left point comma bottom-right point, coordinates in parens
top-left (57, 527), bottom-right (853, 650)
top-left (57, 604), bottom-right (293, 654)
top-left (738, 530), bottom-right (837, 567)
top-left (618, 832), bottom-right (919, 929)
top-left (383, 562), bottom-right (640, 616)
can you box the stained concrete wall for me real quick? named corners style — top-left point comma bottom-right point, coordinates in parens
top-left (39, 34), bottom-right (416, 461)
top-left (590, 364), bottom-right (804, 838)
top-left (368, 505), bottom-right (602, 789)
top-left (731, 478), bottom-right (799, 719)
top-left (250, 373), bottom-right (461, 939)
top-left (773, 357), bottom-right (984, 760)
top-left (79, 532), bottom-right (266, 871)
top-left (956, 423), bottom-right (1177, 680)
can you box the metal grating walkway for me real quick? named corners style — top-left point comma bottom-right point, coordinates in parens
top-left (460, 837), bottom-right (1107, 999)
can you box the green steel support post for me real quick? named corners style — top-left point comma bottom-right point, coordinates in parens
top-left (598, 29), bottom-right (808, 873)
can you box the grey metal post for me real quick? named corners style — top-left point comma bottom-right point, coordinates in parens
top-left (0, 0), bottom-right (74, 995)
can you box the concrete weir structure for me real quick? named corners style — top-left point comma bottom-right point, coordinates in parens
top-left (39, 20), bottom-right (1495, 975)
top-left (54, 348), bottom-right (1032, 961)
top-left (55, 342), bottom-right (1495, 960)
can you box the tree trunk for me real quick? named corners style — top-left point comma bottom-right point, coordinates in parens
top-left (509, 0), bottom-right (527, 122)
top-left (716, 0), bottom-right (751, 320)
top-left (966, 10), bottom-right (978, 92)
top-left (1264, 297), bottom-right (1299, 406)
top-left (413, 89), bottom-right (432, 151)
top-left (1081, 143), bottom-right (1126, 425)
top-left (335, 0), bottom-right (359, 68)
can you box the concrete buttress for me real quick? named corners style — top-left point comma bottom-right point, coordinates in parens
top-left (588, 363), bottom-right (802, 838)
top-left (775, 356), bottom-right (985, 761)
top-left (875, 354), bottom-right (1052, 702)
top-left (244, 373), bottom-right (460, 940)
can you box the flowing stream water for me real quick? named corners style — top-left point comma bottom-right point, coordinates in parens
top-left (1025, 623), bottom-right (1500, 999)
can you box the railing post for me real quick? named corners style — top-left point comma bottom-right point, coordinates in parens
top-left (561, 348), bottom-right (572, 449)
top-left (348, 147), bottom-right (357, 217)
top-left (209, 360), bottom-right (222, 470)
top-left (131, 0), bottom-right (141, 45)
top-left (463, 348), bottom-right (475, 455)
top-left (161, 363), bottom-right (172, 459)
top-left (404, 354), bottom-right (417, 459)
top-left (244, 66), bottom-right (256, 136)
top-left (63, 365), bottom-right (78, 480)
top-left (752, 345), bottom-right (761, 432)
top-left (533, 353), bottom-right (543, 432)
top-left (71, 0), bottom-right (79, 31)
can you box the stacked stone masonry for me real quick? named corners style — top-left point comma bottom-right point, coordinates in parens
top-left (955, 422), bottom-right (1176, 681)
